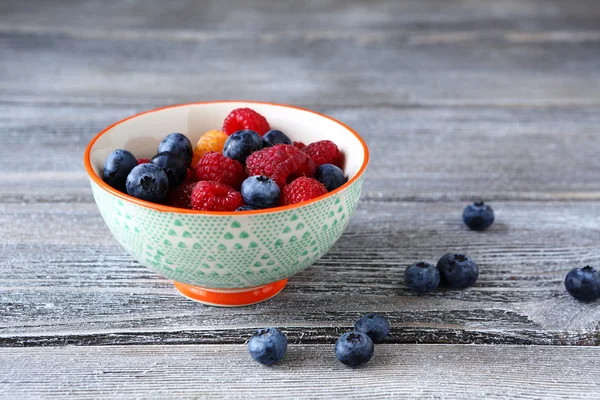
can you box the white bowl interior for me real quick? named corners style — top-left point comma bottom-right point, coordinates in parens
top-left (89, 102), bottom-right (366, 180)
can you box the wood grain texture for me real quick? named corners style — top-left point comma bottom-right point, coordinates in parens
top-left (3, 0), bottom-right (600, 33)
top-left (2, 1), bottom-right (600, 396)
top-left (1, 0), bottom-right (600, 108)
top-left (2, 104), bottom-right (600, 201)
top-left (2, 201), bottom-right (599, 346)
top-left (1, 344), bottom-right (600, 399)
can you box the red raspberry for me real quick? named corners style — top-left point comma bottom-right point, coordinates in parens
top-left (184, 168), bottom-right (197, 183)
top-left (282, 177), bottom-right (327, 205)
top-left (195, 152), bottom-right (246, 189)
top-left (303, 140), bottom-right (342, 168)
top-left (246, 144), bottom-right (315, 188)
top-left (222, 108), bottom-right (270, 136)
top-left (293, 141), bottom-right (306, 150)
top-left (191, 181), bottom-right (243, 211)
top-left (137, 158), bottom-right (150, 165)
top-left (166, 182), bottom-right (198, 209)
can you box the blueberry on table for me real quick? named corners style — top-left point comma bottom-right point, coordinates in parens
top-left (158, 132), bottom-right (193, 167)
top-left (436, 253), bottom-right (479, 289)
top-left (151, 151), bottom-right (187, 188)
top-left (404, 262), bottom-right (440, 294)
top-left (125, 163), bottom-right (169, 203)
top-left (236, 205), bottom-right (260, 212)
top-left (564, 266), bottom-right (600, 302)
top-left (241, 176), bottom-right (280, 209)
top-left (248, 328), bottom-right (288, 365)
top-left (354, 313), bottom-right (390, 343)
top-left (102, 149), bottom-right (138, 192)
top-left (335, 331), bottom-right (374, 368)
top-left (223, 130), bottom-right (263, 164)
top-left (262, 129), bottom-right (292, 147)
top-left (314, 164), bottom-right (347, 192)
top-left (463, 201), bottom-right (494, 231)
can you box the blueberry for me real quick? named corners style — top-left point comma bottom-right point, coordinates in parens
top-left (262, 129), bottom-right (292, 147)
top-left (241, 176), bottom-right (280, 209)
top-left (158, 133), bottom-right (193, 167)
top-left (125, 163), bottom-right (169, 203)
top-left (404, 262), bottom-right (440, 294)
top-left (314, 164), bottom-right (347, 192)
top-left (463, 201), bottom-right (494, 231)
top-left (103, 149), bottom-right (138, 192)
top-left (354, 313), bottom-right (390, 343)
top-left (248, 328), bottom-right (287, 365)
top-left (564, 266), bottom-right (600, 302)
top-left (151, 151), bottom-right (187, 188)
top-left (335, 332), bottom-right (374, 368)
top-left (436, 253), bottom-right (479, 289)
top-left (236, 205), bottom-right (260, 212)
top-left (223, 130), bottom-right (263, 164)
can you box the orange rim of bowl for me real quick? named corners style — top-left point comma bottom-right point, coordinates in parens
top-left (83, 100), bottom-right (370, 216)
top-left (173, 279), bottom-right (288, 306)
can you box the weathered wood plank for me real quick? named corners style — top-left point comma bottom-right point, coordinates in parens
top-left (2, 201), bottom-right (599, 345)
top-left (1, 17), bottom-right (600, 107)
top-left (1, 344), bottom-right (599, 399)
top-left (3, 0), bottom-right (600, 35)
top-left (2, 104), bottom-right (600, 201)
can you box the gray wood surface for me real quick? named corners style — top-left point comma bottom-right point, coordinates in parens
top-left (0, 345), bottom-right (600, 399)
top-left (2, 344), bottom-right (600, 399)
top-left (4, 103), bottom-right (600, 201)
top-left (1, 0), bottom-right (600, 398)
top-left (2, 201), bottom-right (600, 346)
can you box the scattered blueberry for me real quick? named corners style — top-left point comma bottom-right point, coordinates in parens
top-left (335, 331), bottom-right (374, 368)
top-left (463, 201), bottom-right (494, 231)
top-left (564, 266), bottom-right (600, 302)
top-left (125, 163), bottom-right (169, 203)
top-left (241, 176), bottom-right (280, 209)
top-left (103, 149), bottom-right (138, 192)
top-left (354, 313), bottom-right (390, 343)
top-left (248, 327), bottom-right (288, 365)
top-left (236, 205), bottom-right (260, 212)
top-left (158, 132), bottom-right (193, 167)
top-left (262, 129), bottom-right (292, 147)
top-left (151, 151), bottom-right (187, 188)
top-left (436, 253), bottom-right (479, 289)
top-left (223, 130), bottom-right (263, 164)
top-left (404, 262), bottom-right (440, 294)
top-left (314, 164), bottom-right (347, 192)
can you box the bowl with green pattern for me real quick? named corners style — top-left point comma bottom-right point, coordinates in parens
top-left (84, 101), bottom-right (369, 306)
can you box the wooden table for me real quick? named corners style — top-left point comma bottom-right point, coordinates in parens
top-left (2, 1), bottom-right (600, 398)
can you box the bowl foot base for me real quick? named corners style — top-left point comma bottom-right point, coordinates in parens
top-left (173, 279), bottom-right (288, 307)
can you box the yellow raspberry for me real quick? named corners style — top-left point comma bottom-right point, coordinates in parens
top-left (191, 130), bottom-right (228, 167)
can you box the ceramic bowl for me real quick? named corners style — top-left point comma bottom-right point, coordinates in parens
top-left (84, 101), bottom-right (369, 306)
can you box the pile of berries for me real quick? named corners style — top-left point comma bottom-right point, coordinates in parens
top-left (247, 313), bottom-right (389, 368)
top-left (102, 108), bottom-right (347, 212)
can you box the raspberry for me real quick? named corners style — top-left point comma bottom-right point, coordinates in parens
top-left (166, 182), bottom-right (198, 209)
top-left (246, 144), bottom-right (315, 189)
top-left (293, 141), bottom-right (306, 150)
top-left (184, 168), bottom-right (196, 183)
top-left (303, 140), bottom-right (342, 168)
top-left (281, 177), bottom-right (327, 205)
top-left (222, 108), bottom-right (270, 136)
top-left (192, 130), bottom-right (228, 168)
top-left (191, 181), bottom-right (243, 211)
top-left (137, 158), bottom-right (150, 165)
top-left (195, 152), bottom-right (246, 189)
